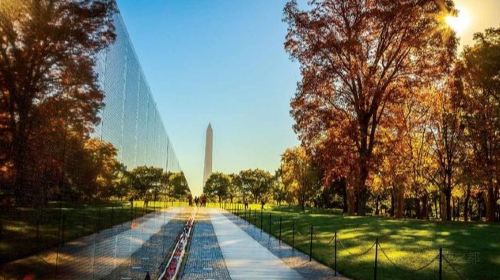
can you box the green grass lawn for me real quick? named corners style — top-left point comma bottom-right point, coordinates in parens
top-left (229, 204), bottom-right (500, 280)
top-left (0, 200), bottom-right (185, 265)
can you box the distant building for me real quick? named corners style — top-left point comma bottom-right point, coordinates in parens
top-left (203, 123), bottom-right (213, 187)
top-left (93, 12), bottom-right (181, 172)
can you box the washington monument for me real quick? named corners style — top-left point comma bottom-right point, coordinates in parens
top-left (203, 123), bottom-right (213, 187)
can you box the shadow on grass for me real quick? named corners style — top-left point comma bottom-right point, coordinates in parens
top-left (231, 205), bottom-right (500, 280)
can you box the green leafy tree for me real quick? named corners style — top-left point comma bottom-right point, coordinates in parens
top-left (203, 172), bottom-right (230, 203)
top-left (280, 146), bottom-right (321, 211)
top-left (227, 173), bottom-right (240, 203)
top-left (168, 172), bottom-right (190, 200)
top-left (239, 169), bottom-right (273, 208)
top-left (272, 169), bottom-right (291, 206)
top-left (110, 163), bottom-right (131, 200)
top-left (129, 166), bottom-right (163, 204)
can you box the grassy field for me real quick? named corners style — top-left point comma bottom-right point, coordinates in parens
top-left (227, 204), bottom-right (499, 280)
top-left (0, 200), bottom-right (186, 265)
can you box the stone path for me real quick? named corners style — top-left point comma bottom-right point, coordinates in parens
top-left (210, 208), bottom-right (304, 280)
top-left (106, 209), bottom-right (190, 280)
top-left (2, 207), bottom-right (346, 280)
top-left (180, 210), bottom-right (231, 280)
top-left (224, 210), bottom-right (348, 280)
top-left (0, 208), bottom-right (185, 280)
top-left (54, 208), bottom-right (183, 280)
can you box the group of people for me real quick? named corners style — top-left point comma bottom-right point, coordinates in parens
top-left (192, 195), bottom-right (207, 207)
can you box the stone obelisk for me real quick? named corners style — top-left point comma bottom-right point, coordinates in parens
top-left (203, 123), bottom-right (213, 187)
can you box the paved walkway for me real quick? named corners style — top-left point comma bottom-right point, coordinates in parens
top-left (2, 207), bottom-right (344, 280)
top-left (210, 208), bottom-right (304, 280)
top-left (1, 208), bottom-right (184, 280)
top-left (57, 207), bottom-right (183, 280)
top-left (180, 210), bottom-right (231, 280)
top-left (106, 209), bottom-right (189, 280)
top-left (225, 211), bottom-right (347, 280)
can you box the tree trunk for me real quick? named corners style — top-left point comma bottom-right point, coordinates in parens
top-left (13, 115), bottom-right (30, 206)
top-left (395, 186), bottom-right (404, 219)
top-left (486, 182), bottom-right (495, 222)
top-left (390, 188), bottom-right (395, 217)
top-left (341, 180), bottom-right (348, 213)
top-left (434, 193), bottom-right (439, 219)
top-left (421, 193), bottom-right (429, 219)
top-left (415, 196), bottom-right (421, 219)
top-left (356, 161), bottom-right (369, 215)
top-left (347, 185), bottom-right (356, 215)
top-left (464, 184), bottom-right (471, 222)
top-left (440, 187), bottom-right (452, 221)
top-left (375, 195), bottom-right (380, 215)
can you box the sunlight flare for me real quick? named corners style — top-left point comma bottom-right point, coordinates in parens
top-left (446, 6), bottom-right (471, 35)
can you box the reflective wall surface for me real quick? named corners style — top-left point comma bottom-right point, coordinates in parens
top-left (94, 13), bottom-right (180, 172)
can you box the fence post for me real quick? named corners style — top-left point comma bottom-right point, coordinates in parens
top-left (61, 213), bottom-right (65, 245)
top-left (439, 248), bottom-right (442, 280)
top-left (269, 213), bottom-right (272, 234)
top-left (334, 231), bottom-right (337, 276)
top-left (130, 202), bottom-right (133, 220)
top-left (374, 237), bottom-right (379, 280)
top-left (260, 209), bottom-right (263, 233)
top-left (36, 207), bottom-right (41, 248)
top-left (309, 225), bottom-right (313, 261)
top-left (292, 222), bottom-right (295, 250)
top-left (132, 202), bottom-right (135, 219)
top-left (279, 217), bottom-right (282, 245)
top-left (97, 207), bottom-right (102, 232)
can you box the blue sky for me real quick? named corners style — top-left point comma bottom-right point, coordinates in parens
top-left (116, 0), bottom-right (300, 195)
top-left (115, 0), bottom-right (499, 196)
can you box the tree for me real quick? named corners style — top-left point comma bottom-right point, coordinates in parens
top-left (168, 172), bottom-right (190, 200)
top-left (238, 169), bottom-right (273, 208)
top-left (272, 169), bottom-right (292, 206)
top-left (284, 0), bottom-right (457, 215)
top-left (109, 163), bottom-right (131, 200)
top-left (457, 28), bottom-right (499, 222)
top-left (83, 138), bottom-right (119, 199)
top-left (280, 146), bottom-right (321, 210)
top-left (427, 80), bottom-right (465, 221)
top-left (0, 0), bottom-right (116, 205)
top-left (203, 172), bottom-right (230, 203)
top-left (128, 166), bottom-right (163, 204)
top-left (227, 173), bottom-right (240, 203)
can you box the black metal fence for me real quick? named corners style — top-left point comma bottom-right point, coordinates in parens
top-left (226, 204), bottom-right (488, 280)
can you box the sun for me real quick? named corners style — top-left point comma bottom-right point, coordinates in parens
top-left (445, 6), bottom-right (471, 35)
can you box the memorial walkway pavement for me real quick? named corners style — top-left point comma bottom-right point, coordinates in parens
top-left (181, 208), bottom-right (346, 280)
top-left (3, 207), bottom-right (345, 280)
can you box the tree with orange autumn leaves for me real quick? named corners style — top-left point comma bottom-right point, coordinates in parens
top-left (284, 0), bottom-right (457, 215)
top-left (284, 0), bottom-right (498, 221)
top-left (0, 0), bottom-right (116, 205)
top-left (456, 28), bottom-right (499, 222)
